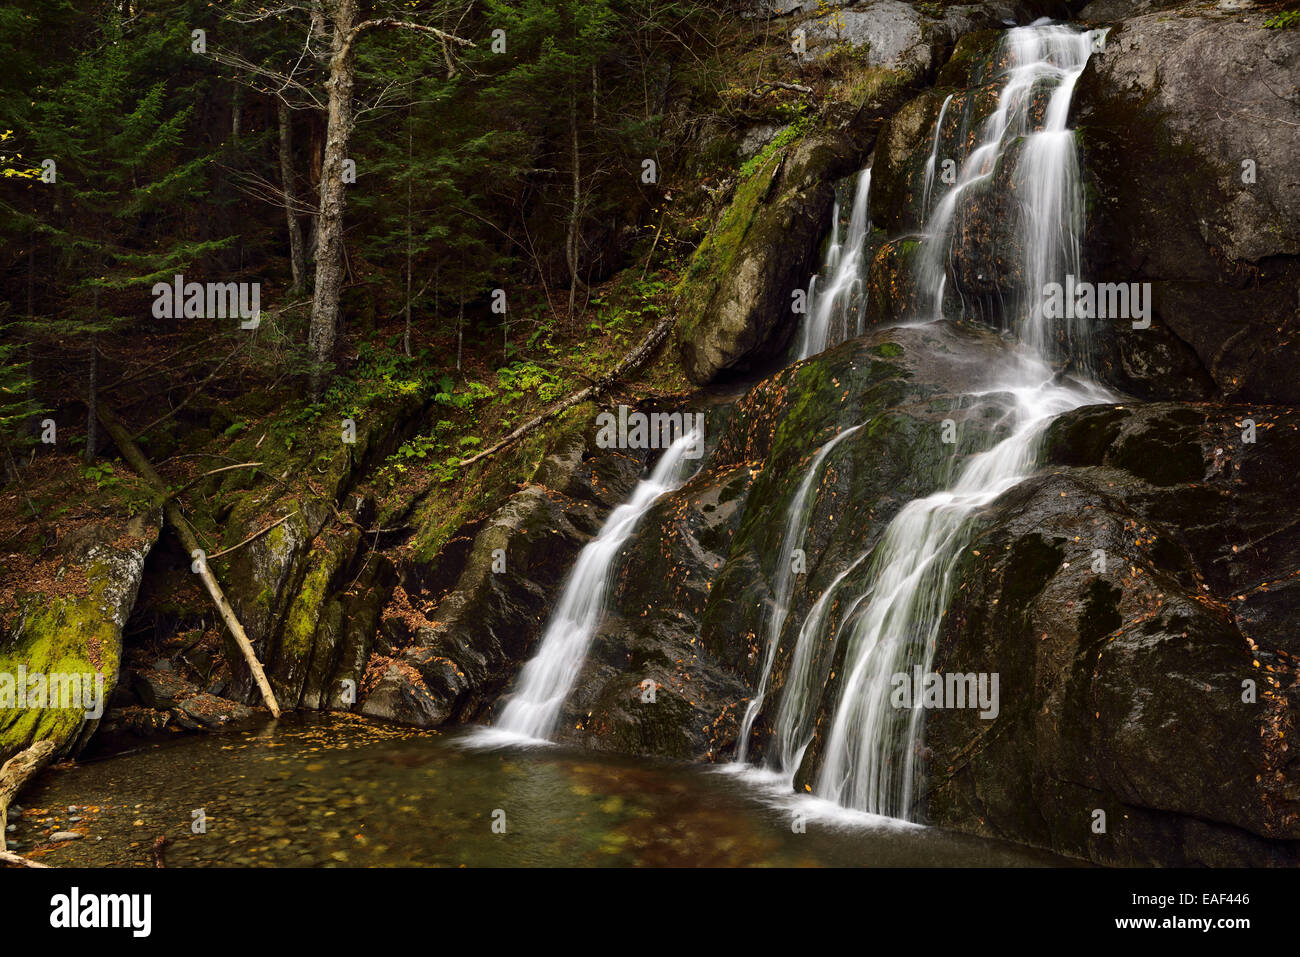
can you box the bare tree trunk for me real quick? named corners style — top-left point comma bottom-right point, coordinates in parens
top-left (403, 105), bottom-right (413, 358)
top-left (231, 81), bottom-right (242, 142)
top-left (278, 99), bottom-right (307, 292)
top-left (456, 298), bottom-right (463, 372)
top-left (84, 334), bottom-right (97, 462)
top-left (26, 227), bottom-right (34, 317)
top-left (307, 0), bottom-right (360, 397)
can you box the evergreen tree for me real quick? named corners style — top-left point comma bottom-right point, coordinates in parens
top-left (26, 9), bottom-right (229, 458)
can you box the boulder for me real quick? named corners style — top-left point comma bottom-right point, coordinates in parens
top-left (1074, 6), bottom-right (1300, 402)
top-left (0, 509), bottom-right (160, 762)
top-left (925, 402), bottom-right (1300, 865)
top-left (676, 128), bottom-right (871, 384)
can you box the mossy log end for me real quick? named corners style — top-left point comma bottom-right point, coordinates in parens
top-left (0, 739), bottom-right (56, 858)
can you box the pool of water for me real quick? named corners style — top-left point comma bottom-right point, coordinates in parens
top-left (10, 715), bottom-right (1074, 867)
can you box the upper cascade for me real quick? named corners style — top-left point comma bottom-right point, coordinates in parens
top-left (916, 22), bottom-right (1106, 366)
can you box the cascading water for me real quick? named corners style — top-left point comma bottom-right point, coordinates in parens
top-left (744, 22), bottom-right (1113, 818)
top-left (796, 168), bottom-right (873, 360)
top-left (484, 429), bottom-right (702, 743)
top-left (920, 93), bottom-right (953, 219)
top-left (734, 424), bottom-right (862, 763)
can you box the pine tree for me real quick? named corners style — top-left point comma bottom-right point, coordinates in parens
top-left (26, 9), bottom-right (230, 459)
top-left (351, 31), bottom-right (502, 364)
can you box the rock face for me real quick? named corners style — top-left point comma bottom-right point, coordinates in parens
top-left (579, 320), bottom-right (1300, 866)
top-left (360, 423), bottom-right (650, 726)
top-left (557, 456), bottom-right (757, 758)
top-left (797, 1), bottom-right (1015, 76)
top-left (926, 403), bottom-right (1300, 865)
top-left (676, 128), bottom-right (871, 384)
top-left (1074, 6), bottom-right (1300, 403)
top-left (216, 393), bottom-right (426, 711)
top-left (0, 509), bottom-right (160, 762)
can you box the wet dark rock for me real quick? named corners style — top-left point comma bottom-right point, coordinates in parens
top-left (925, 403), bottom-right (1300, 865)
top-left (131, 667), bottom-right (258, 730)
top-left (1074, 5), bottom-right (1300, 403)
top-left (558, 462), bottom-right (759, 759)
top-left (360, 422), bottom-right (650, 727)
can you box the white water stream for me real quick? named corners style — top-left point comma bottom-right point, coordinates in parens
top-left (745, 23), bottom-right (1113, 820)
top-left (797, 168), bottom-right (874, 360)
top-left (486, 24), bottom-right (1112, 825)
top-left (485, 429), bottom-right (701, 743)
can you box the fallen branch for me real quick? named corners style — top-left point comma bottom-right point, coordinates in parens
top-left (167, 462), bottom-right (264, 500)
top-left (755, 80), bottom-right (814, 95)
top-left (207, 510), bottom-right (298, 561)
top-left (95, 405), bottom-right (282, 717)
top-left (0, 849), bottom-right (49, 868)
top-left (456, 315), bottom-right (676, 470)
top-left (1, 740), bottom-right (57, 855)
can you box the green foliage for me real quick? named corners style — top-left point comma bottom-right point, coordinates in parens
top-left (0, 327), bottom-right (41, 449)
top-left (1264, 10), bottom-right (1300, 28)
top-left (739, 116), bottom-right (811, 181)
top-left (497, 361), bottom-right (563, 404)
top-left (386, 420), bottom-right (464, 483)
top-left (80, 461), bottom-right (116, 489)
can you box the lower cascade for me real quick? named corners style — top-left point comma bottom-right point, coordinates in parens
top-left (486, 429), bottom-right (702, 743)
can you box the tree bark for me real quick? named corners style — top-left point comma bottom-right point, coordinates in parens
top-left (294, 5), bottom-right (472, 395)
top-left (456, 297), bottom-right (463, 373)
top-left (403, 104), bottom-right (413, 358)
top-left (566, 95), bottom-right (581, 322)
top-left (94, 405), bottom-right (282, 717)
top-left (307, 0), bottom-right (360, 397)
top-left (1, 740), bottom-right (56, 854)
top-left (278, 99), bottom-right (307, 292)
top-left (84, 334), bottom-right (97, 462)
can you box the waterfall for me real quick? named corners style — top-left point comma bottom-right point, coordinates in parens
top-left (752, 22), bottom-right (1112, 819)
top-left (485, 429), bottom-right (702, 743)
top-left (920, 93), bottom-right (953, 219)
top-left (734, 424), bottom-right (862, 763)
top-left (796, 168), bottom-right (873, 360)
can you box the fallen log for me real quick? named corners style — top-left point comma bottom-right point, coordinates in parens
top-left (1, 740), bottom-right (57, 855)
top-left (95, 405), bottom-right (282, 717)
top-left (0, 849), bottom-right (49, 868)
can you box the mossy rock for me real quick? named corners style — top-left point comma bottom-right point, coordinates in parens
top-left (676, 127), bottom-right (872, 384)
top-left (0, 510), bottom-right (161, 762)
